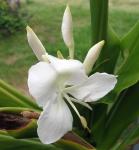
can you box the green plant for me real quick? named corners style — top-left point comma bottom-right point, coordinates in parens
top-left (89, 0), bottom-right (139, 149)
top-left (0, 0), bottom-right (28, 36)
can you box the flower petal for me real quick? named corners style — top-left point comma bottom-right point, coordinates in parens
top-left (26, 26), bottom-right (47, 61)
top-left (28, 62), bottom-right (57, 107)
top-left (67, 72), bottom-right (117, 102)
top-left (37, 98), bottom-right (73, 144)
top-left (48, 55), bottom-right (88, 85)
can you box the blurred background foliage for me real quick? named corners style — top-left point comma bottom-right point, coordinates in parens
top-left (0, 0), bottom-right (29, 36)
top-left (0, 0), bottom-right (139, 95)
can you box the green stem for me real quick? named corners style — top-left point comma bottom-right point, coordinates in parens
top-left (90, 0), bottom-right (109, 45)
top-left (89, 0), bottom-right (109, 146)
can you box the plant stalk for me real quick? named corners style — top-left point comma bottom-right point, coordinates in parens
top-left (89, 0), bottom-right (109, 45)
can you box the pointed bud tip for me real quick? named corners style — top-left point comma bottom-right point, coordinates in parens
top-left (99, 40), bottom-right (105, 46)
top-left (66, 4), bottom-right (70, 10)
top-left (83, 40), bottom-right (105, 74)
top-left (26, 26), bottom-right (32, 32)
top-left (65, 4), bottom-right (71, 14)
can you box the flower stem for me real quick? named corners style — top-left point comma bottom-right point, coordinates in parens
top-left (89, 0), bottom-right (109, 45)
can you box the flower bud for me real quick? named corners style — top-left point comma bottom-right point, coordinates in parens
top-left (83, 40), bottom-right (105, 74)
top-left (26, 26), bottom-right (47, 61)
top-left (61, 5), bottom-right (74, 59)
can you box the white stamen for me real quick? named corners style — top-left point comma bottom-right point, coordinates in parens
top-left (64, 93), bottom-right (90, 130)
top-left (64, 93), bottom-right (80, 118)
top-left (70, 97), bottom-right (92, 110)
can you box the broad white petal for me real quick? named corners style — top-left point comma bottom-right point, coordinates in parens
top-left (48, 55), bottom-right (88, 86)
top-left (62, 5), bottom-right (74, 58)
top-left (83, 41), bottom-right (105, 75)
top-left (67, 72), bottom-right (117, 102)
top-left (37, 98), bottom-right (73, 144)
top-left (26, 26), bottom-right (47, 61)
top-left (28, 62), bottom-right (57, 107)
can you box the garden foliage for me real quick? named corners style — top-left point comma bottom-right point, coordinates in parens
top-left (0, 0), bottom-right (28, 35)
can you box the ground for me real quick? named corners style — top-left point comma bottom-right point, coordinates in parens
top-left (0, 0), bottom-right (139, 95)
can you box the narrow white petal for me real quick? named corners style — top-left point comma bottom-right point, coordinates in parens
top-left (61, 5), bottom-right (74, 58)
top-left (26, 26), bottom-right (47, 61)
top-left (37, 98), bottom-right (73, 144)
top-left (48, 55), bottom-right (88, 85)
top-left (83, 41), bottom-right (105, 74)
top-left (28, 62), bottom-right (57, 107)
top-left (67, 72), bottom-right (117, 102)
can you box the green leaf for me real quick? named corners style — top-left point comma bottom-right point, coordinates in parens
top-left (97, 83), bottom-right (139, 150)
top-left (0, 86), bottom-right (29, 107)
top-left (0, 130), bottom-right (9, 136)
top-left (114, 21), bottom-right (139, 92)
top-left (96, 26), bottom-right (121, 73)
top-left (0, 135), bottom-right (60, 150)
top-left (55, 140), bottom-right (92, 150)
top-left (0, 106), bottom-right (40, 114)
top-left (0, 79), bottom-right (40, 110)
top-left (61, 132), bottom-right (95, 150)
top-left (111, 121), bottom-right (139, 150)
top-left (90, 104), bottom-right (107, 145)
top-left (0, 134), bottom-right (92, 150)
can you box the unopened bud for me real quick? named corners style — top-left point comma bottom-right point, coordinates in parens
top-left (83, 41), bottom-right (105, 74)
top-left (61, 5), bottom-right (74, 59)
top-left (26, 26), bottom-right (47, 61)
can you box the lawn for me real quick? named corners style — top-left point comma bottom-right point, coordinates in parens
top-left (0, 0), bottom-right (139, 94)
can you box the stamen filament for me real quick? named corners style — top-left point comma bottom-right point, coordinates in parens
top-left (70, 97), bottom-right (92, 110)
top-left (64, 93), bottom-right (90, 132)
top-left (64, 93), bottom-right (80, 118)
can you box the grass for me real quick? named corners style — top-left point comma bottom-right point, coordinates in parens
top-left (0, 0), bottom-right (139, 93)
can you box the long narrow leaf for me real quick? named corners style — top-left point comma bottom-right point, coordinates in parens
top-left (0, 134), bottom-right (93, 150)
top-left (98, 83), bottom-right (139, 149)
top-left (0, 79), bottom-right (40, 110)
top-left (0, 86), bottom-right (30, 107)
top-left (115, 21), bottom-right (139, 93)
